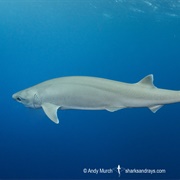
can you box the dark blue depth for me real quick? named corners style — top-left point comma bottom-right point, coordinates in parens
top-left (0, 1), bottom-right (180, 179)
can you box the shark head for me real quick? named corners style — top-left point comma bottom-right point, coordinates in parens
top-left (12, 88), bottom-right (41, 109)
top-left (12, 84), bottom-right (60, 124)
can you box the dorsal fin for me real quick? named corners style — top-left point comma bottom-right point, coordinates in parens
top-left (137, 74), bottom-right (156, 88)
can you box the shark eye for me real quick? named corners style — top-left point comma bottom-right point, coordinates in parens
top-left (16, 97), bottom-right (22, 101)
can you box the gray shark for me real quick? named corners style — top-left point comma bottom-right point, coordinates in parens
top-left (12, 75), bottom-right (180, 124)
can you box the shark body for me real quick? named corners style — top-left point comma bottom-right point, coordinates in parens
top-left (12, 75), bottom-right (180, 124)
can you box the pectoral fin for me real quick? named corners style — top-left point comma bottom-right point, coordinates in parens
top-left (149, 105), bottom-right (163, 113)
top-left (41, 103), bottom-right (60, 124)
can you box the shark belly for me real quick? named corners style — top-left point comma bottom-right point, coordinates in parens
top-left (41, 83), bottom-right (126, 111)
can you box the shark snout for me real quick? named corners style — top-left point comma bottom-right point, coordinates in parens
top-left (12, 93), bottom-right (21, 102)
top-left (12, 93), bottom-right (16, 100)
top-left (12, 93), bottom-right (20, 100)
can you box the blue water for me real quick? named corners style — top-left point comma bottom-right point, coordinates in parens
top-left (0, 0), bottom-right (180, 179)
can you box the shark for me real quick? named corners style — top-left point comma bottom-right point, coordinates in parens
top-left (12, 75), bottom-right (180, 124)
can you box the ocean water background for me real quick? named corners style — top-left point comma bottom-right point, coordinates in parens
top-left (0, 0), bottom-right (180, 179)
